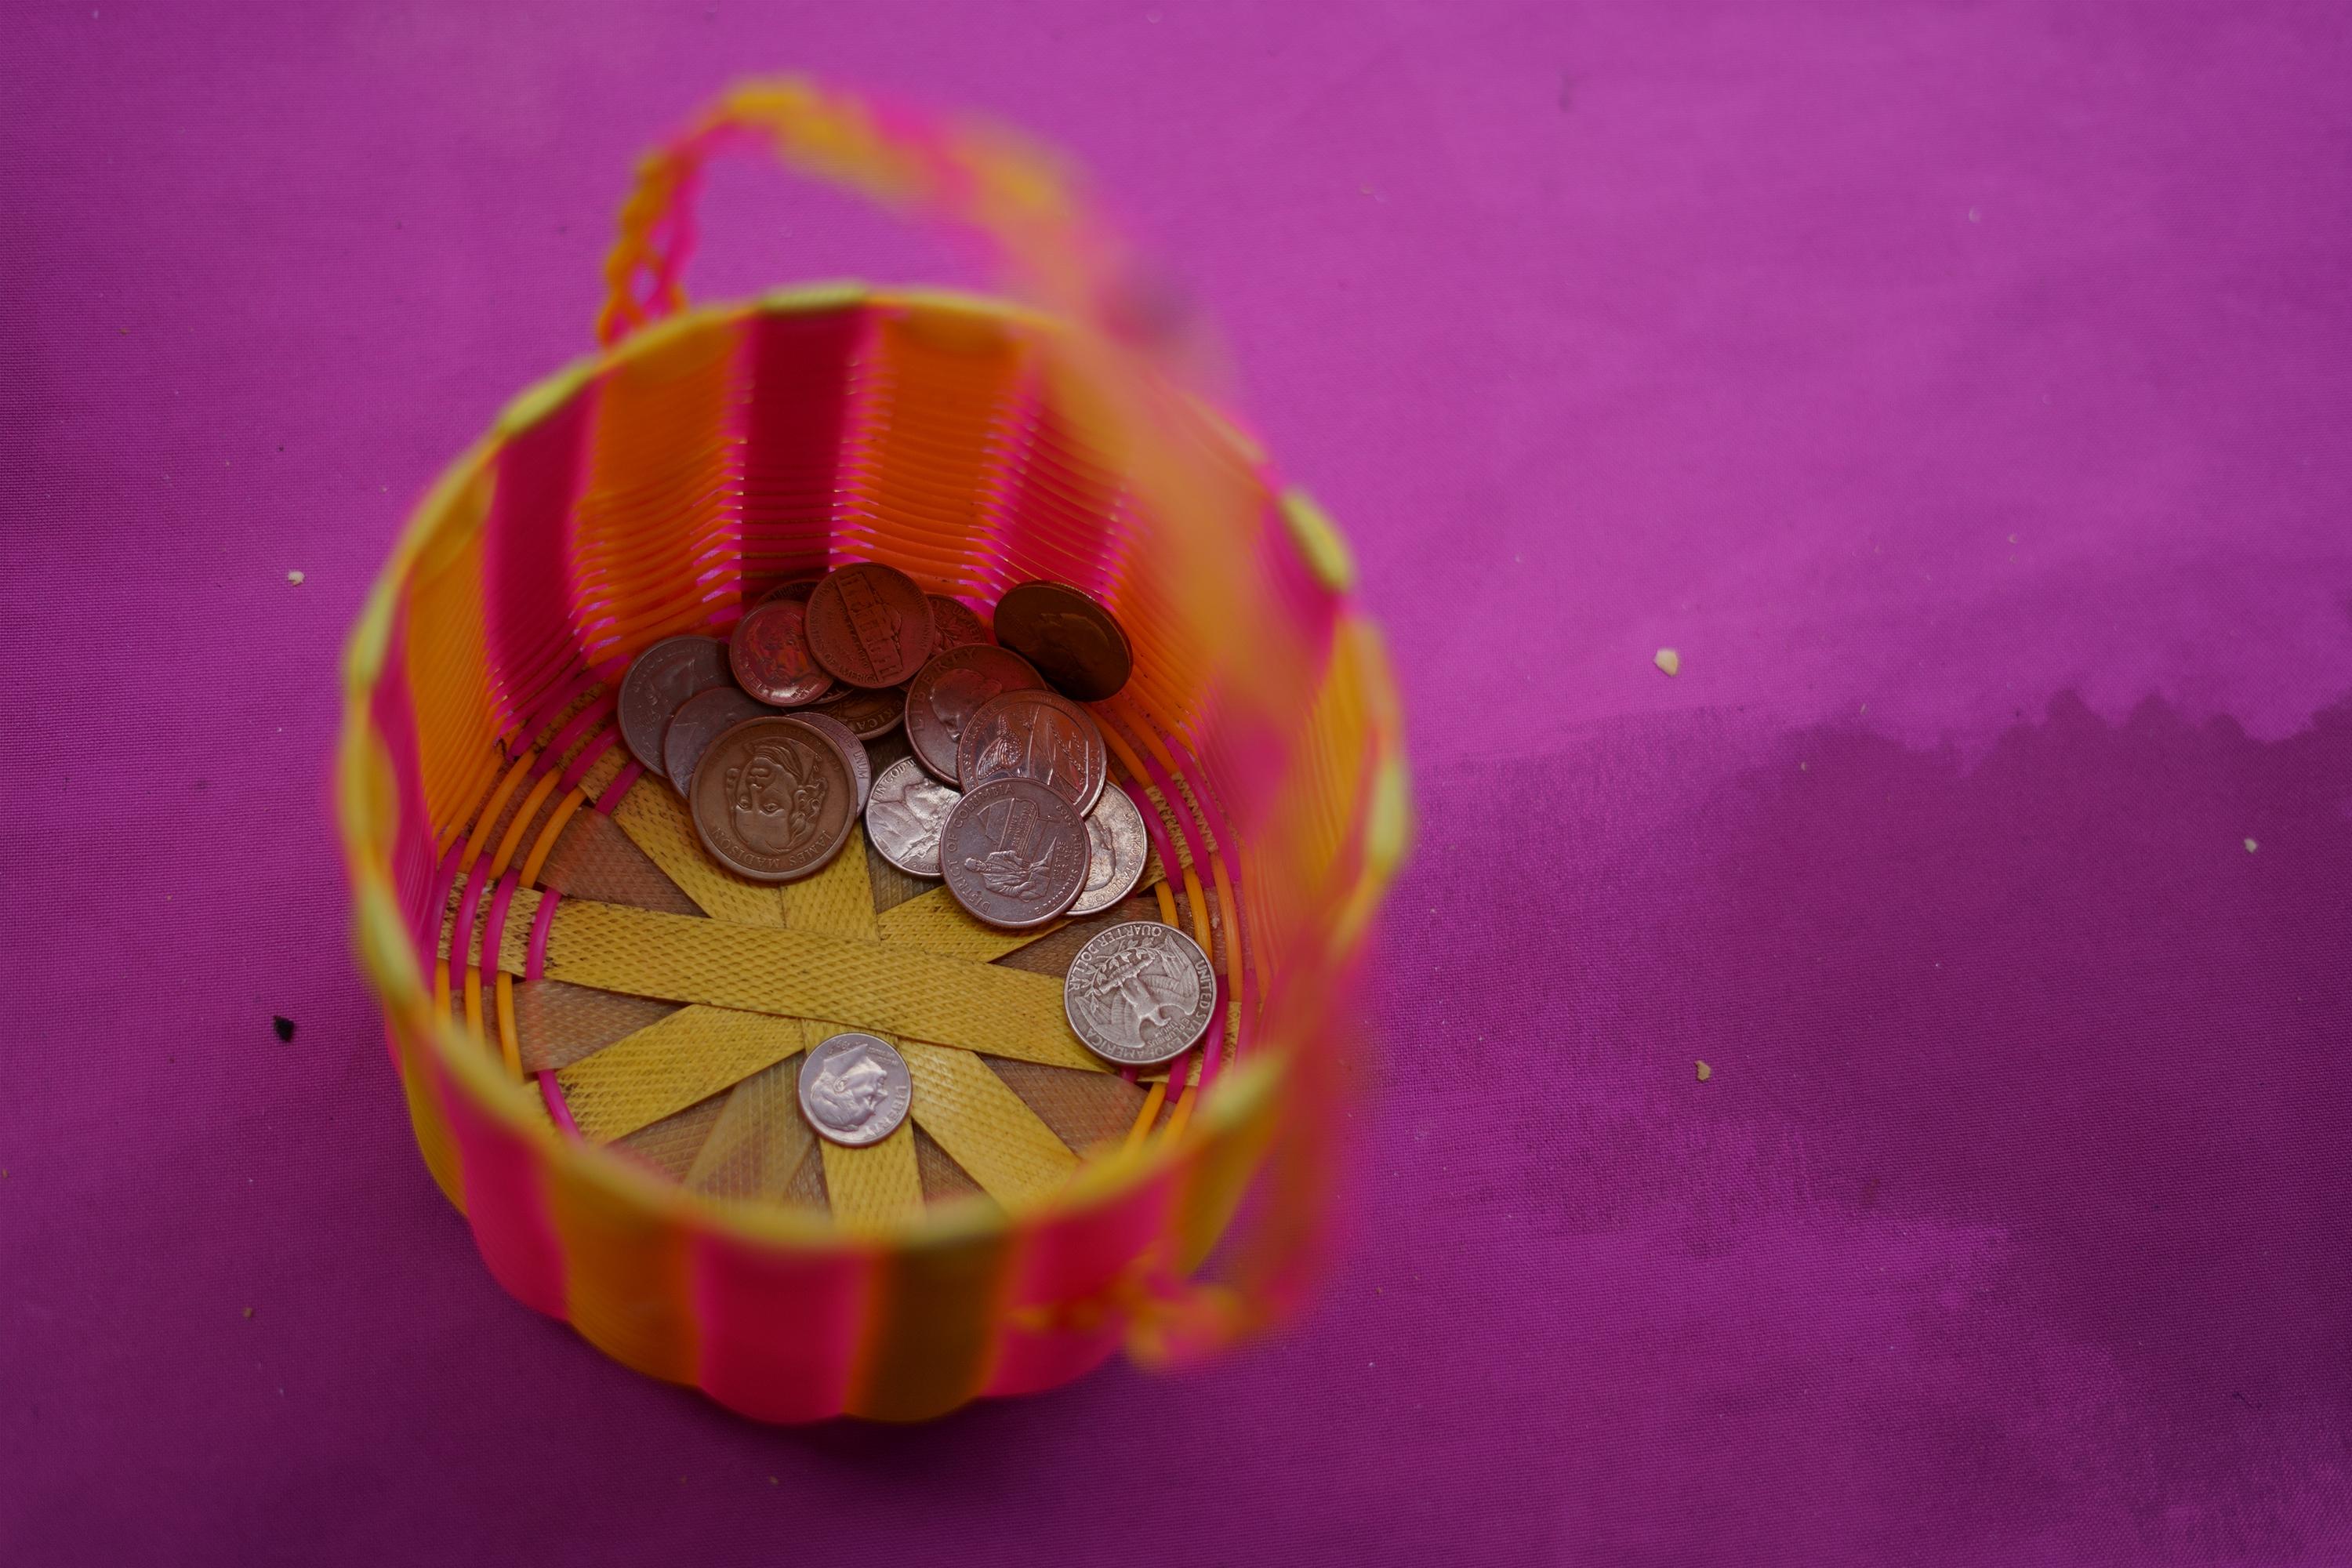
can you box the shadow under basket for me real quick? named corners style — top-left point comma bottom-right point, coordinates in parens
top-left (336, 78), bottom-right (1409, 1422)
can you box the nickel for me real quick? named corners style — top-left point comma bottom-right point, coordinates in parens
top-left (1062, 922), bottom-right (1218, 1066)
top-left (904, 644), bottom-right (1044, 785)
top-left (864, 756), bottom-right (960, 877)
top-left (993, 580), bottom-right (1132, 702)
top-left (1070, 783), bottom-right (1151, 917)
top-left (729, 598), bottom-right (833, 707)
top-left (805, 562), bottom-right (935, 688)
top-left (688, 715), bottom-right (858, 883)
top-left (797, 1033), bottom-right (913, 1147)
top-left (957, 688), bottom-right (1109, 814)
top-left (939, 777), bottom-right (1091, 929)
top-left (661, 685), bottom-right (768, 794)
top-left (617, 634), bottom-right (731, 779)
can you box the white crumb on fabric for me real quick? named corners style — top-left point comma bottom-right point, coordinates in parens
top-left (285, 570), bottom-right (304, 584)
top-left (1697, 1061), bottom-right (1711, 1082)
top-left (1654, 648), bottom-right (1680, 677)
top-left (2245, 838), bottom-right (2259, 853)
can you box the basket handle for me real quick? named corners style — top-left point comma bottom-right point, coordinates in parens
top-left (597, 76), bottom-right (1171, 354)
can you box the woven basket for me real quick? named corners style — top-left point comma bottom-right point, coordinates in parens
top-left (335, 78), bottom-right (1409, 1422)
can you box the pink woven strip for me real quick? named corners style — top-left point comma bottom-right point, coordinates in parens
top-left (425, 839), bottom-right (464, 964)
top-left (447, 865), bottom-right (488, 1015)
top-left (481, 870), bottom-right (521, 985)
top-left (559, 728), bottom-right (621, 793)
top-left (539, 1070), bottom-right (583, 1138)
top-left (595, 762), bottom-right (643, 815)
top-left (526, 889), bottom-right (562, 982)
top-left (535, 691), bottom-right (618, 775)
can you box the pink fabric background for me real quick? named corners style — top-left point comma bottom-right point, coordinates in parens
top-left (5, 2), bottom-right (2350, 1563)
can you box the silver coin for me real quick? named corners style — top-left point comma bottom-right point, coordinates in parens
top-left (793, 708), bottom-right (872, 811)
top-left (662, 684), bottom-right (768, 796)
top-left (865, 756), bottom-right (960, 878)
top-left (1062, 921), bottom-right (1218, 1066)
top-left (617, 635), bottom-right (731, 779)
top-left (1070, 783), bottom-right (1150, 917)
top-left (797, 1033), bottom-right (913, 1147)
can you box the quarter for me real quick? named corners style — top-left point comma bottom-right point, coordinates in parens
top-left (864, 757), bottom-right (960, 877)
top-left (1062, 922), bottom-right (1218, 1066)
top-left (1070, 783), bottom-right (1151, 916)
top-left (617, 634), bottom-right (731, 779)
top-left (956, 688), bottom-right (1108, 813)
top-left (938, 777), bottom-right (1091, 928)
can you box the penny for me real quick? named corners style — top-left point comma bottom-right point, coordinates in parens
top-left (753, 575), bottom-right (822, 608)
top-left (905, 644), bottom-right (1044, 785)
top-left (661, 685), bottom-right (768, 795)
top-left (794, 708), bottom-right (872, 811)
top-left (939, 777), bottom-right (1091, 928)
top-left (1062, 921), bottom-right (1218, 1066)
top-left (797, 1033), bottom-right (913, 1148)
top-left (805, 562), bottom-right (935, 688)
top-left (927, 594), bottom-right (992, 655)
top-left (688, 715), bottom-right (858, 883)
top-left (729, 598), bottom-right (833, 707)
top-left (617, 635), bottom-right (731, 779)
top-left (811, 682), bottom-right (904, 741)
top-left (993, 581), bottom-right (1133, 702)
top-left (1070, 784), bottom-right (1151, 917)
top-left (956, 689), bottom-right (1108, 814)
top-left (864, 757), bottom-right (960, 877)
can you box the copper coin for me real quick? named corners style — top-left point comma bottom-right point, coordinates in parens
top-left (864, 756), bottom-right (960, 878)
top-left (618, 634), bottom-right (731, 780)
top-left (797, 1033), bottom-right (913, 1147)
top-left (729, 598), bottom-right (833, 707)
top-left (1070, 784), bottom-right (1152, 917)
top-left (805, 563), bottom-right (935, 688)
top-left (941, 778), bottom-right (1091, 928)
top-left (811, 683), bottom-right (904, 741)
top-left (661, 685), bottom-right (768, 795)
top-left (956, 689), bottom-right (1108, 814)
top-left (928, 594), bottom-right (992, 655)
top-left (905, 644), bottom-right (1044, 786)
top-left (794, 708), bottom-right (872, 811)
top-left (1062, 921), bottom-right (1218, 1066)
top-left (688, 716), bottom-right (858, 883)
top-left (993, 581), bottom-right (1133, 702)
top-left (753, 575), bottom-right (822, 608)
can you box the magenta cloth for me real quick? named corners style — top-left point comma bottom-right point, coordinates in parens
top-left (5, 2), bottom-right (2350, 1563)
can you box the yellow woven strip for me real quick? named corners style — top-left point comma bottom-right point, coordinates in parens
top-left (578, 739), bottom-right (629, 801)
top-left (683, 1053), bottom-right (812, 1200)
top-left (781, 823), bottom-right (880, 939)
top-left (820, 1120), bottom-right (925, 1229)
top-left (554, 1005), bottom-right (804, 1142)
top-left (610, 778), bottom-right (787, 927)
top-left (875, 884), bottom-right (1061, 962)
top-left (900, 1041), bottom-right (1076, 1203)
top-left (540, 898), bottom-right (1104, 1071)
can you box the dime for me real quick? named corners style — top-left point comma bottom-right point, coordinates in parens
top-left (904, 644), bottom-right (1044, 785)
top-left (617, 634), bottom-right (731, 779)
top-left (661, 685), bottom-right (768, 795)
top-left (927, 594), bottom-right (992, 655)
top-left (797, 1033), bottom-right (913, 1147)
top-left (811, 682), bottom-right (904, 741)
top-left (805, 562), bottom-right (935, 688)
top-left (688, 715), bottom-right (857, 883)
top-left (794, 708), bottom-right (873, 811)
top-left (956, 688), bottom-right (1108, 814)
top-left (1062, 921), bottom-right (1218, 1066)
top-left (864, 756), bottom-right (960, 877)
top-left (1070, 783), bottom-right (1150, 917)
top-left (939, 777), bottom-right (1091, 928)
top-left (729, 598), bottom-right (833, 707)
top-left (993, 581), bottom-right (1133, 702)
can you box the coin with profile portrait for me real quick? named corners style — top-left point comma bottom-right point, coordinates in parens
top-left (688, 716), bottom-right (856, 883)
top-left (797, 1033), bottom-right (912, 1148)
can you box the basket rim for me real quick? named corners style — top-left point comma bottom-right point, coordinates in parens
top-left (336, 281), bottom-right (1410, 1258)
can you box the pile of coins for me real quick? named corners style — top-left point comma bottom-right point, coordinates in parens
top-left (615, 563), bottom-right (1219, 1145)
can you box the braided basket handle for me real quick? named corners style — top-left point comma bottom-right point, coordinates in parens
top-left (598, 76), bottom-right (1167, 354)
